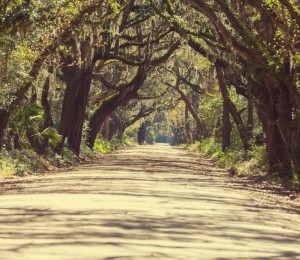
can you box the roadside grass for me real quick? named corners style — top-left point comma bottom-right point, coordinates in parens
top-left (93, 138), bottom-right (124, 154)
top-left (0, 159), bottom-right (16, 179)
top-left (0, 149), bottom-right (52, 180)
top-left (183, 138), bottom-right (269, 175)
top-left (183, 138), bottom-right (299, 189)
top-left (0, 138), bottom-right (132, 180)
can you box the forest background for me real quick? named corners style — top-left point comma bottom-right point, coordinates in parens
top-left (0, 0), bottom-right (299, 189)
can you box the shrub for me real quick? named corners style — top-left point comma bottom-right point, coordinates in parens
top-left (0, 159), bottom-right (16, 178)
top-left (185, 138), bottom-right (269, 176)
top-left (94, 138), bottom-right (123, 154)
top-left (237, 145), bottom-right (269, 175)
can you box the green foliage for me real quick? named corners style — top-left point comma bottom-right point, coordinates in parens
top-left (10, 103), bottom-right (44, 136)
top-left (0, 45), bottom-right (35, 109)
top-left (0, 148), bottom-right (49, 178)
top-left (94, 138), bottom-right (124, 154)
top-left (185, 138), bottom-right (268, 175)
top-left (1, 0), bottom-right (299, 188)
top-left (237, 145), bottom-right (269, 174)
top-left (59, 147), bottom-right (78, 163)
top-left (9, 103), bottom-right (62, 149)
top-left (34, 127), bottom-right (62, 147)
top-left (0, 158), bottom-right (16, 179)
top-left (124, 121), bottom-right (140, 143)
top-left (200, 87), bottom-right (223, 134)
top-left (107, 0), bottom-right (121, 13)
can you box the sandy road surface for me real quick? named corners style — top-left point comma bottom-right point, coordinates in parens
top-left (0, 144), bottom-right (300, 260)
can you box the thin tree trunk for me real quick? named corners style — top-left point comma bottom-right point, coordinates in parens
top-left (184, 104), bottom-right (191, 143)
top-left (247, 89), bottom-right (254, 140)
top-left (216, 63), bottom-right (251, 152)
top-left (42, 76), bottom-right (54, 129)
top-left (0, 111), bottom-right (10, 149)
top-left (41, 74), bottom-right (54, 150)
top-left (174, 85), bottom-right (205, 141)
top-left (138, 122), bottom-right (148, 145)
top-left (102, 117), bottom-right (110, 140)
top-left (222, 100), bottom-right (231, 151)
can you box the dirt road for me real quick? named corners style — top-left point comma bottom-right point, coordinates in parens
top-left (1, 144), bottom-right (300, 259)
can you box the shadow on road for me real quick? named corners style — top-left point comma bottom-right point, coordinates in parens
top-left (0, 145), bottom-right (300, 259)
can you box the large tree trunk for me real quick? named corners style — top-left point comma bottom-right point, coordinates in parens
top-left (278, 77), bottom-right (300, 182)
top-left (56, 74), bottom-right (79, 153)
top-left (57, 67), bottom-right (93, 155)
top-left (277, 83), bottom-right (300, 181)
top-left (264, 85), bottom-right (293, 183)
top-left (0, 2), bottom-right (105, 149)
top-left (67, 70), bottom-right (92, 154)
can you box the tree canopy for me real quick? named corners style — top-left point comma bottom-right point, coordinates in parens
top-left (0, 0), bottom-right (299, 187)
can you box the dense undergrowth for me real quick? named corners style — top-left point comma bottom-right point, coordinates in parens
top-left (183, 138), bottom-right (300, 189)
top-left (0, 138), bottom-right (128, 180)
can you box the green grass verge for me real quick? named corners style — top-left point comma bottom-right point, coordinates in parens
top-left (0, 138), bottom-right (131, 180)
top-left (183, 138), bottom-right (269, 176)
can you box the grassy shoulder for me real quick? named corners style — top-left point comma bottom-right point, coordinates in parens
top-left (0, 138), bottom-right (132, 181)
top-left (182, 138), bottom-right (299, 189)
top-left (182, 138), bottom-right (268, 174)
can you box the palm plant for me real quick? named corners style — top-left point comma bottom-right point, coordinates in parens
top-left (10, 102), bottom-right (61, 153)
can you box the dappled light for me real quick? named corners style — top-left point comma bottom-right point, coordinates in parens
top-left (1, 0), bottom-right (300, 258)
top-left (1, 145), bottom-right (300, 259)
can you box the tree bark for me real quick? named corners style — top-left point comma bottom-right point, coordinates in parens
top-left (0, 111), bottom-right (10, 149)
top-left (174, 84), bottom-right (205, 141)
top-left (222, 100), bottom-right (231, 151)
top-left (40, 74), bottom-right (54, 150)
top-left (247, 89), bottom-right (254, 140)
top-left (185, 104), bottom-right (192, 143)
top-left (87, 92), bottom-right (135, 149)
top-left (0, 1), bottom-right (105, 149)
top-left (41, 76), bottom-right (54, 129)
top-left (67, 69), bottom-right (93, 154)
top-left (277, 83), bottom-right (300, 181)
top-left (216, 63), bottom-right (251, 152)
top-left (101, 117), bottom-right (110, 140)
top-left (87, 67), bottom-right (146, 149)
top-left (264, 84), bottom-right (293, 183)
top-left (57, 66), bottom-right (93, 155)
top-left (138, 122), bottom-right (148, 145)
